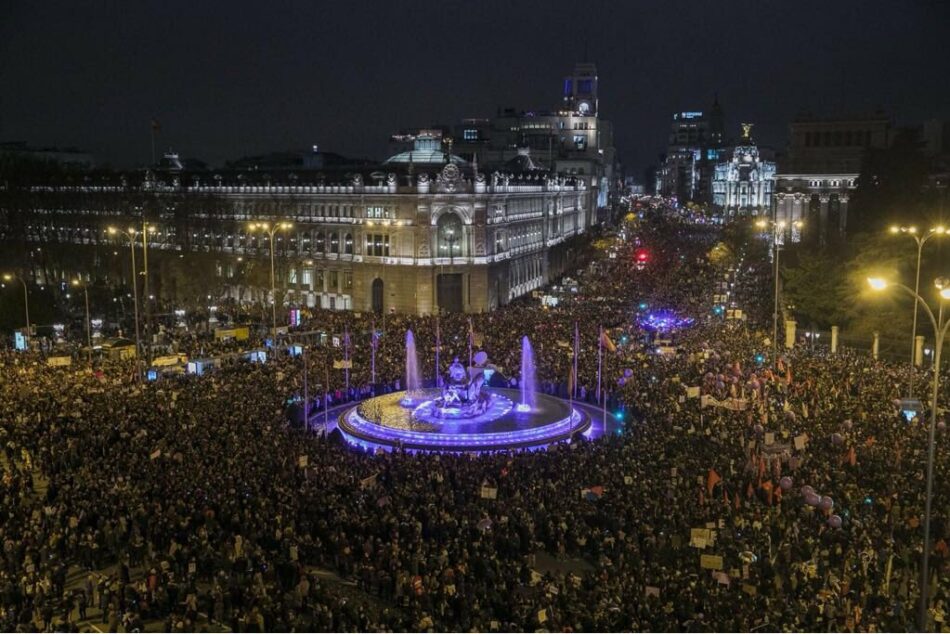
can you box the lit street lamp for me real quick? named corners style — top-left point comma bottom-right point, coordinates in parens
top-left (2, 273), bottom-right (30, 336)
top-left (108, 226), bottom-right (143, 374)
top-left (72, 278), bottom-right (92, 364)
top-left (755, 218), bottom-right (803, 367)
top-left (889, 225), bottom-right (946, 397)
top-left (248, 221), bottom-right (293, 342)
top-left (868, 275), bottom-right (950, 630)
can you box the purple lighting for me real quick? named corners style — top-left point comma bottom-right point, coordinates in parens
top-left (638, 309), bottom-right (695, 332)
top-left (338, 388), bottom-right (591, 452)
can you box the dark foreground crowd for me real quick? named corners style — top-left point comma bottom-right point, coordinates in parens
top-left (2, 214), bottom-right (949, 632)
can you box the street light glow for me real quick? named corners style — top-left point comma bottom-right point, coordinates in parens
top-left (868, 277), bottom-right (888, 291)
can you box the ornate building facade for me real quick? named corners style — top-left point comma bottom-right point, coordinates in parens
top-left (712, 124), bottom-right (775, 216)
top-left (1, 159), bottom-right (591, 315)
top-left (773, 112), bottom-right (889, 245)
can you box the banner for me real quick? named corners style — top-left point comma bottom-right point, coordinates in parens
top-left (333, 359), bottom-right (353, 369)
top-left (47, 356), bottom-right (72, 367)
top-left (686, 386), bottom-right (700, 398)
top-left (700, 554), bottom-right (724, 570)
top-left (360, 473), bottom-right (378, 489)
top-left (480, 486), bottom-right (498, 499)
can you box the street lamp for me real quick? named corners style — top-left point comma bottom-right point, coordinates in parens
top-left (72, 279), bottom-right (92, 364)
top-left (2, 273), bottom-right (30, 338)
top-left (248, 221), bottom-right (293, 342)
top-left (108, 226), bottom-right (143, 371)
top-left (889, 225), bottom-right (946, 397)
top-left (756, 218), bottom-right (803, 368)
top-left (868, 275), bottom-right (950, 630)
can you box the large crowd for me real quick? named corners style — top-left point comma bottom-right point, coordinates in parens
top-left (2, 212), bottom-right (949, 632)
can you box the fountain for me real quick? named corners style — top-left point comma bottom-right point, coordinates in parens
top-left (517, 336), bottom-right (538, 412)
top-left (402, 329), bottom-right (422, 405)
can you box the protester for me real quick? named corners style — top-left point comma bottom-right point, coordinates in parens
top-left (1, 211), bottom-right (945, 632)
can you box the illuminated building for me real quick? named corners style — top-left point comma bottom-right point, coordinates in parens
top-left (0, 153), bottom-right (592, 315)
top-left (655, 96), bottom-right (725, 202)
top-left (712, 124), bottom-right (776, 216)
top-left (773, 112), bottom-right (890, 245)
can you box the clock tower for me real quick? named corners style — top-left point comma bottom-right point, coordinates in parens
top-left (562, 62), bottom-right (598, 116)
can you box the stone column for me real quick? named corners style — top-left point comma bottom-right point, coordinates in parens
top-left (838, 194), bottom-right (850, 238)
top-left (818, 195), bottom-right (830, 247)
top-left (872, 332), bottom-right (880, 360)
top-left (785, 320), bottom-right (797, 350)
top-left (915, 335), bottom-right (925, 367)
top-left (831, 325), bottom-right (839, 354)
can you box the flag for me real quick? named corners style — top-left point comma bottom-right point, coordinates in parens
top-left (707, 469), bottom-right (722, 495)
top-left (601, 330), bottom-right (617, 353)
top-left (761, 480), bottom-right (774, 505)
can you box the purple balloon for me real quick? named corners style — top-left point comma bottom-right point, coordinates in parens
top-left (779, 476), bottom-right (793, 491)
top-left (831, 433), bottom-right (843, 445)
top-left (805, 492), bottom-right (821, 507)
top-left (801, 485), bottom-right (815, 497)
top-left (618, 377), bottom-right (626, 386)
top-left (827, 514), bottom-right (843, 529)
top-left (820, 496), bottom-right (834, 511)
top-left (624, 368), bottom-right (633, 378)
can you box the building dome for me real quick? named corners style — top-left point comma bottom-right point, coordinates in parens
top-left (384, 133), bottom-right (467, 165)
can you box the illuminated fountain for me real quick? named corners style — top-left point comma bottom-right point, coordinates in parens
top-left (517, 336), bottom-right (538, 412)
top-left (401, 329), bottom-right (423, 406)
top-left (339, 340), bottom-right (592, 452)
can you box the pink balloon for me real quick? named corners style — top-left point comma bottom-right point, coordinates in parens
top-left (831, 433), bottom-right (843, 445)
top-left (805, 492), bottom-right (821, 507)
top-left (939, 421), bottom-right (947, 432)
top-left (843, 419), bottom-right (853, 431)
top-left (780, 476), bottom-right (793, 491)
top-left (827, 514), bottom-right (843, 529)
top-left (820, 496), bottom-right (834, 511)
top-left (753, 424), bottom-right (764, 434)
top-left (801, 485), bottom-right (815, 497)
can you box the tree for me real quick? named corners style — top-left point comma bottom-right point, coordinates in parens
top-left (782, 251), bottom-right (847, 330)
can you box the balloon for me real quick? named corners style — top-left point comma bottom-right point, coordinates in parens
top-left (805, 492), bottom-right (821, 507)
top-left (753, 424), bottom-right (764, 434)
top-left (785, 411), bottom-right (796, 421)
top-left (843, 419), bottom-right (853, 431)
top-left (831, 433), bottom-right (843, 445)
top-left (624, 368), bottom-right (633, 378)
top-left (780, 476), bottom-right (793, 491)
top-left (474, 351), bottom-right (488, 366)
top-left (801, 485), bottom-right (815, 497)
top-left (618, 378), bottom-right (626, 386)
top-left (827, 514), bottom-right (843, 529)
top-left (939, 421), bottom-right (947, 432)
top-left (820, 496), bottom-right (834, 511)
top-left (716, 381), bottom-right (725, 390)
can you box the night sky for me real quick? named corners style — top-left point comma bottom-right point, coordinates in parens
top-left (2, 0), bottom-right (948, 174)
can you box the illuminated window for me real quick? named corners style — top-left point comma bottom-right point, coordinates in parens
top-left (463, 129), bottom-right (478, 141)
top-left (344, 233), bottom-right (353, 255)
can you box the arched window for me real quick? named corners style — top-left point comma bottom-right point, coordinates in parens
top-left (437, 213), bottom-right (464, 257)
top-left (344, 233), bottom-right (353, 255)
top-left (315, 231), bottom-right (325, 253)
top-left (330, 232), bottom-right (340, 254)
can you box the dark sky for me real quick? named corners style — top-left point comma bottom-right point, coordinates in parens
top-left (2, 0), bottom-right (948, 175)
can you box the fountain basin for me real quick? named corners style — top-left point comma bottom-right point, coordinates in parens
top-left (339, 388), bottom-right (590, 452)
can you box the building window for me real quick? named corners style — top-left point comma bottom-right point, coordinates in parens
top-left (463, 129), bottom-right (478, 141)
top-left (366, 206), bottom-right (387, 219)
top-left (573, 135), bottom-right (586, 150)
top-left (329, 270), bottom-right (338, 292)
top-left (344, 271), bottom-right (353, 290)
top-left (344, 233), bottom-right (353, 255)
top-left (315, 232), bottom-right (325, 252)
top-left (288, 267), bottom-right (297, 284)
top-left (330, 232), bottom-right (339, 254)
top-left (366, 234), bottom-right (390, 257)
top-left (315, 270), bottom-right (325, 291)
top-left (302, 269), bottom-right (312, 286)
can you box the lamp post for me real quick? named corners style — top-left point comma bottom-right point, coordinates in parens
top-left (868, 275), bottom-right (950, 631)
top-left (889, 225), bottom-right (946, 397)
top-left (248, 221), bottom-right (293, 343)
top-left (72, 279), bottom-right (92, 364)
top-left (108, 226), bottom-right (143, 374)
top-left (140, 220), bottom-right (156, 364)
top-left (2, 273), bottom-right (30, 335)
top-left (756, 219), bottom-right (802, 367)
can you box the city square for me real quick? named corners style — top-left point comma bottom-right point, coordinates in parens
top-left (2, 2), bottom-right (950, 632)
